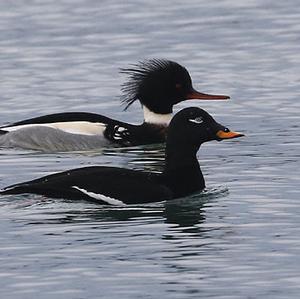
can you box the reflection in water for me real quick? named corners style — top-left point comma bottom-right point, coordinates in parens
top-left (164, 199), bottom-right (206, 228)
top-left (163, 187), bottom-right (228, 234)
top-left (103, 143), bottom-right (166, 171)
top-left (1, 0), bottom-right (300, 297)
top-left (7, 186), bottom-right (228, 233)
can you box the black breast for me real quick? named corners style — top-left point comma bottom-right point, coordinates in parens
top-left (103, 122), bottom-right (167, 146)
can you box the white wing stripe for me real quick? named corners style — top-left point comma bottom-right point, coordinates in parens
top-left (72, 186), bottom-right (126, 206)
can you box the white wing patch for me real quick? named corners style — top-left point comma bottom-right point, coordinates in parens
top-left (3, 122), bottom-right (106, 136)
top-left (72, 186), bottom-right (126, 206)
top-left (113, 126), bottom-right (128, 140)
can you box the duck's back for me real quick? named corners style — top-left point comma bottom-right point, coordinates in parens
top-left (0, 112), bottom-right (116, 151)
top-left (1, 166), bottom-right (173, 204)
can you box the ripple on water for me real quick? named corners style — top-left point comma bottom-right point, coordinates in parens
top-left (1, 0), bottom-right (300, 298)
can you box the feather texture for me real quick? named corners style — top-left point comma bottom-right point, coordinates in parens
top-left (120, 59), bottom-right (188, 110)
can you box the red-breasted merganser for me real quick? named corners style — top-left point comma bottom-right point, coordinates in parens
top-left (0, 59), bottom-right (229, 152)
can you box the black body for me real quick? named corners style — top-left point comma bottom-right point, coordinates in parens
top-left (1, 107), bottom-right (243, 204)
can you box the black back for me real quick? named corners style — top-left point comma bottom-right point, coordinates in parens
top-left (4, 112), bottom-right (114, 127)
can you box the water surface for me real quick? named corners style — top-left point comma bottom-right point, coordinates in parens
top-left (0, 1), bottom-right (299, 298)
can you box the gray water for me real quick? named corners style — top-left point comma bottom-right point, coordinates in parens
top-left (0, 0), bottom-right (300, 298)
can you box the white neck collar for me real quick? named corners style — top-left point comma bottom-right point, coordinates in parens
top-left (143, 106), bottom-right (172, 125)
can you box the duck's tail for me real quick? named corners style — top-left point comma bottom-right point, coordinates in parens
top-left (0, 184), bottom-right (28, 195)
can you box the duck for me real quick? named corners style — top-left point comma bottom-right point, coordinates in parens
top-left (0, 107), bottom-right (243, 204)
top-left (0, 59), bottom-right (229, 152)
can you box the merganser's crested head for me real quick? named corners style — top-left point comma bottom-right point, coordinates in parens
top-left (120, 59), bottom-right (229, 114)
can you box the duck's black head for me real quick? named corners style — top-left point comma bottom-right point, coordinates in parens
top-left (166, 107), bottom-right (244, 153)
top-left (121, 59), bottom-right (229, 115)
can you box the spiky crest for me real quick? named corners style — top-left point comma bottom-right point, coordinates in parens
top-left (120, 59), bottom-right (185, 110)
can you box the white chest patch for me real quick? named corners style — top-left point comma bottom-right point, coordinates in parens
top-left (4, 121), bottom-right (106, 136)
top-left (72, 186), bottom-right (126, 206)
top-left (143, 106), bottom-right (172, 125)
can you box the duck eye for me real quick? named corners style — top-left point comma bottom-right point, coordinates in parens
top-left (189, 116), bottom-right (204, 124)
top-left (224, 127), bottom-right (230, 132)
